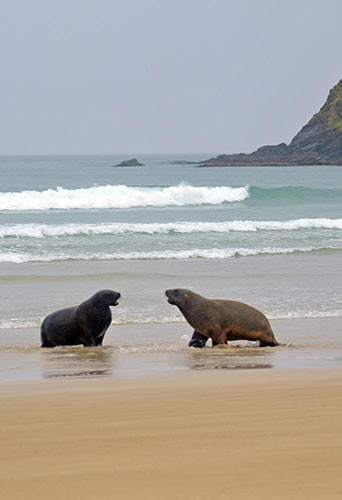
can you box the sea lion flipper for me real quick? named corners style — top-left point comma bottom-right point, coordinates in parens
top-left (40, 331), bottom-right (55, 348)
top-left (210, 329), bottom-right (227, 346)
top-left (82, 338), bottom-right (96, 347)
top-left (260, 339), bottom-right (281, 347)
top-left (81, 328), bottom-right (97, 347)
top-left (188, 330), bottom-right (209, 348)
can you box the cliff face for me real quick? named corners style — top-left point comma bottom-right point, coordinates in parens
top-left (203, 80), bottom-right (342, 166)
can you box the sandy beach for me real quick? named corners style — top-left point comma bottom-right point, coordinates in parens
top-left (1, 367), bottom-right (341, 500)
top-left (1, 0), bottom-right (342, 497)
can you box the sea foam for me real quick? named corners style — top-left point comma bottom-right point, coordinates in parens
top-left (1, 307), bottom-right (342, 330)
top-left (0, 184), bottom-right (249, 211)
top-left (0, 245), bottom-right (340, 263)
top-left (1, 218), bottom-right (342, 238)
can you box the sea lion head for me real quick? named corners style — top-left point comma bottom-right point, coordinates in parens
top-left (165, 288), bottom-right (192, 308)
top-left (92, 289), bottom-right (121, 307)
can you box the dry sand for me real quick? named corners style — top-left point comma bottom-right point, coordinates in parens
top-left (1, 368), bottom-right (342, 500)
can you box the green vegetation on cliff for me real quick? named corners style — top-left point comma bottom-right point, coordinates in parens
top-left (312, 79), bottom-right (342, 130)
top-left (202, 79), bottom-right (342, 166)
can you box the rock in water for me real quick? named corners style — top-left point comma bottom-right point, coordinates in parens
top-left (114, 158), bottom-right (143, 167)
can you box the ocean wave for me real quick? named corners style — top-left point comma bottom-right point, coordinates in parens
top-left (1, 218), bottom-right (342, 238)
top-left (250, 185), bottom-right (342, 202)
top-left (1, 308), bottom-right (342, 330)
top-left (1, 245), bottom-right (341, 263)
top-left (0, 314), bottom-right (183, 330)
top-left (268, 310), bottom-right (342, 320)
top-left (0, 183), bottom-right (249, 211)
top-left (0, 318), bottom-right (41, 329)
top-left (1, 184), bottom-right (340, 212)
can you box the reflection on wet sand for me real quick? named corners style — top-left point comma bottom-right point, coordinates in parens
top-left (1, 319), bottom-right (341, 382)
top-left (191, 363), bottom-right (273, 370)
top-left (41, 342), bottom-right (279, 378)
top-left (187, 345), bottom-right (275, 371)
top-left (41, 346), bottom-right (114, 379)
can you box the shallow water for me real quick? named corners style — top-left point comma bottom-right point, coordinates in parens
top-left (0, 319), bottom-right (341, 381)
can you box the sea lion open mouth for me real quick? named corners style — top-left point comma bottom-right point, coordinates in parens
top-left (165, 290), bottom-right (174, 305)
top-left (111, 292), bottom-right (121, 306)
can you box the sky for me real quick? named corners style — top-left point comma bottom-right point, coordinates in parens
top-left (1, 0), bottom-right (341, 155)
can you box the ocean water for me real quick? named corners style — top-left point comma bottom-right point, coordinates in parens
top-left (0, 155), bottom-right (341, 380)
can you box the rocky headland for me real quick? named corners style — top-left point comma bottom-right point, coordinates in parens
top-left (114, 158), bottom-right (143, 167)
top-left (202, 79), bottom-right (342, 166)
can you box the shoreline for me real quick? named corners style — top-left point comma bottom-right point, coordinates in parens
top-left (0, 317), bottom-right (341, 382)
top-left (1, 367), bottom-right (342, 499)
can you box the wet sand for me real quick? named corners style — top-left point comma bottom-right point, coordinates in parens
top-left (1, 318), bottom-right (342, 381)
top-left (1, 367), bottom-right (342, 499)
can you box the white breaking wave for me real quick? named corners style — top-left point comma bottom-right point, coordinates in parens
top-left (1, 308), bottom-right (342, 330)
top-left (1, 217), bottom-right (342, 238)
top-left (0, 183), bottom-right (249, 211)
top-left (0, 318), bottom-right (41, 329)
top-left (0, 314), bottom-right (183, 330)
top-left (1, 246), bottom-right (340, 263)
top-left (268, 310), bottom-right (342, 320)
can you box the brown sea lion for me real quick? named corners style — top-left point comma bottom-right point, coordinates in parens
top-left (40, 289), bottom-right (121, 348)
top-left (165, 288), bottom-right (279, 347)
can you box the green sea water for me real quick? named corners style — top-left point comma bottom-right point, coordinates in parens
top-left (0, 156), bottom-right (341, 380)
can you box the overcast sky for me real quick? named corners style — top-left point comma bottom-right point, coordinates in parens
top-left (1, 0), bottom-right (341, 155)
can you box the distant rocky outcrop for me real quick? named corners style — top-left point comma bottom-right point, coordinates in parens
top-left (114, 158), bottom-right (143, 167)
top-left (202, 79), bottom-right (342, 166)
top-left (169, 160), bottom-right (201, 165)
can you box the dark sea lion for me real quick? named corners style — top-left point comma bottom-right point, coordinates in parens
top-left (40, 289), bottom-right (121, 348)
top-left (165, 288), bottom-right (279, 348)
